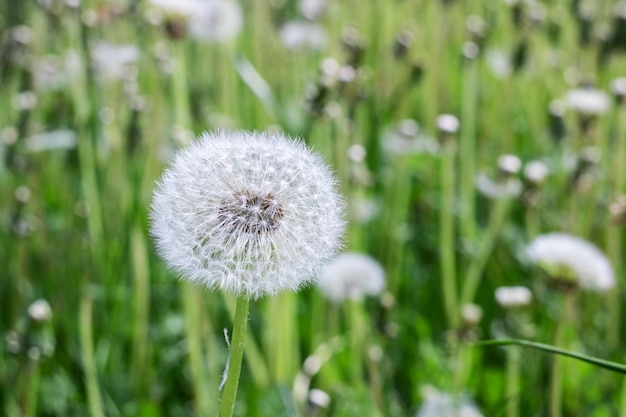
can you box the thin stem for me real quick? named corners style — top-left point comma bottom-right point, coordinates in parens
top-left (474, 335), bottom-right (626, 375)
top-left (506, 346), bottom-right (521, 417)
top-left (79, 296), bottom-right (106, 417)
top-left (459, 57), bottom-right (479, 243)
top-left (460, 196), bottom-right (512, 306)
top-left (440, 139), bottom-right (458, 329)
top-left (220, 296), bottom-right (250, 417)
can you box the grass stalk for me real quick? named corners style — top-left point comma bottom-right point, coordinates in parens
top-left (460, 196), bottom-right (513, 306)
top-left (440, 139), bottom-right (458, 329)
top-left (79, 296), bottom-right (105, 417)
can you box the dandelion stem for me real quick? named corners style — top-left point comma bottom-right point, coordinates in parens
top-left (506, 346), bottom-right (521, 417)
top-left (440, 139), bottom-right (458, 329)
top-left (220, 295), bottom-right (250, 417)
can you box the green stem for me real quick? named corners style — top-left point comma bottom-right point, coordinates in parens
top-left (506, 346), bottom-right (521, 417)
top-left (459, 57), bottom-right (479, 243)
top-left (79, 296), bottom-right (106, 417)
top-left (460, 196), bottom-right (512, 306)
top-left (440, 140), bottom-right (458, 329)
top-left (220, 296), bottom-right (250, 417)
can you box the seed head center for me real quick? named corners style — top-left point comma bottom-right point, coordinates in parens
top-left (219, 191), bottom-right (284, 235)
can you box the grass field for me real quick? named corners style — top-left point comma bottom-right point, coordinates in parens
top-left (1, 0), bottom-right (626, 416)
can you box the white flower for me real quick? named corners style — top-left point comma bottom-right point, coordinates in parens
top-left (280, 21), bottom-right (327, 50)
top-left (299, 0), bottom-right (326, 20)
top-left (475, 173), bottom-right (522, 199)
top-left (526, 233), bottom-right (615, 292)
top-left (382, 120), bottom-right (440, 156)
top-left (28, 299), bottom-right (52, 322)
top-left (523, 160), bottom-right (549, 184)
top-left (485, 48), bottom-right (512, 79)
top-left (564, 88), bottom-right (611, 116)
top-left (150, 0), bottom-right (242, 42)
top-left (188, 0), bottom-right (243, 43)
top-left (149, 0), bottom-right (205, 17)
top-left (90, 42), bottom-right (139, 80)
top-left (317, 253), bottom-right (385, 302)
top-left (150, 130), bottom-right (345, 299)
top-left (417, 386), bottom-right (484, 417)
top-left (495, 286), bottom-right (533, 308)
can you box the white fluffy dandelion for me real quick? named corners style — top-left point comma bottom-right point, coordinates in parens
top-left (150, 130), bottom-right (345, 299)
top-left (526, 233), bottom-right (615, 292)
top-left (279, 21), bottom-right (327, 50)
top-left (317, 253), bottom-right (385, 302)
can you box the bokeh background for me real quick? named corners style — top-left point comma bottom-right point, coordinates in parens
top-left (2, 0), bottom-right (626, 416)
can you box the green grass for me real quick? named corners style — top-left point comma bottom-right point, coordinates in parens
top-left (1, 0), bottom-right (626, 416)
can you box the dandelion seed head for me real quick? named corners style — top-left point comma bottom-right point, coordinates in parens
top-left (564, 87), bottom-right (611, 116)
top-left (497, 154), bottom-right (522, 175)
top-left (28, 299), bottom-right (52, 322)
top-left (317, 253), bottom-right (385, 302)
top-left (150, 130), bottom-right (345, 299)
top-left (495, 286), bottom-right (533, 308)
top-left (475, 173), bottom-right (522, 199)
top-left (526, 233), bottom-right (615, 292)
top-left (280, 21), bottom-right (327, 50)
top-left (524, 160), bottom-right (549, 184)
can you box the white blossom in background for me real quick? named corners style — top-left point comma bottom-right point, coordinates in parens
top-left (28, 299), bottom-right (52, 322)
top-left (475, 173), bottom-right (522, 199)
top-left (149, 0), bottom-right (242, 42)
top-left (24, 130), bottom-right (77, 153)
top-left (495, 286), bottom-right (533, 308)
top-left (151, 131), bottom-right (345, 299)
top-left (299, 0), bottom-right (326, 20)
top-left (280, 21), bottom-right (327, 50)
top-left (416, 386), bottom-right (485, 417)
top-left (90, 42), bottom-right (139, 80)
top-left (317, 253), bottom-right (385, 302)
top-left (526, 233), bottom-right (615, 292)
top-left (382, 119), bottom-right (440, 156)
top-left (523, 160), bottom-right (549, 184)
top-left (485, 48), bottom-right (512, 78)
top-left (149, 0), bottom-right (204, 17)
top-left (188, 0), bottom-right (243, 42)
top-left (564, 88), bottom-right (611, 116)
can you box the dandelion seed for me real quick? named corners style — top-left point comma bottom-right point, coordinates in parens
top-left (150, 130), bottom-right (345, 299)
top-left (317, 253), bottom-right (385, 302)
top-left (526, 233), bottom-right (615, 292)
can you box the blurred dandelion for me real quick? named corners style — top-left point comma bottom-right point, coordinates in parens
top-left (564, 87), bottom-right (611, 116)
top-left (317, 253), bottom-right (385, 302)
top-left (90, 42), bottom-right (139, 80)
top-left (495, 286), bottom-right (533, 308)
top-left (280, 21), bottom-right (327, 50)
top-left (526, 233), bottom-right (615, 292)
top-left (416, 386), bottom-right (485, 417)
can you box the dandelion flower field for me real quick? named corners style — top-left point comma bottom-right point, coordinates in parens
top-left (1, 1), bottom-right (626, 416)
